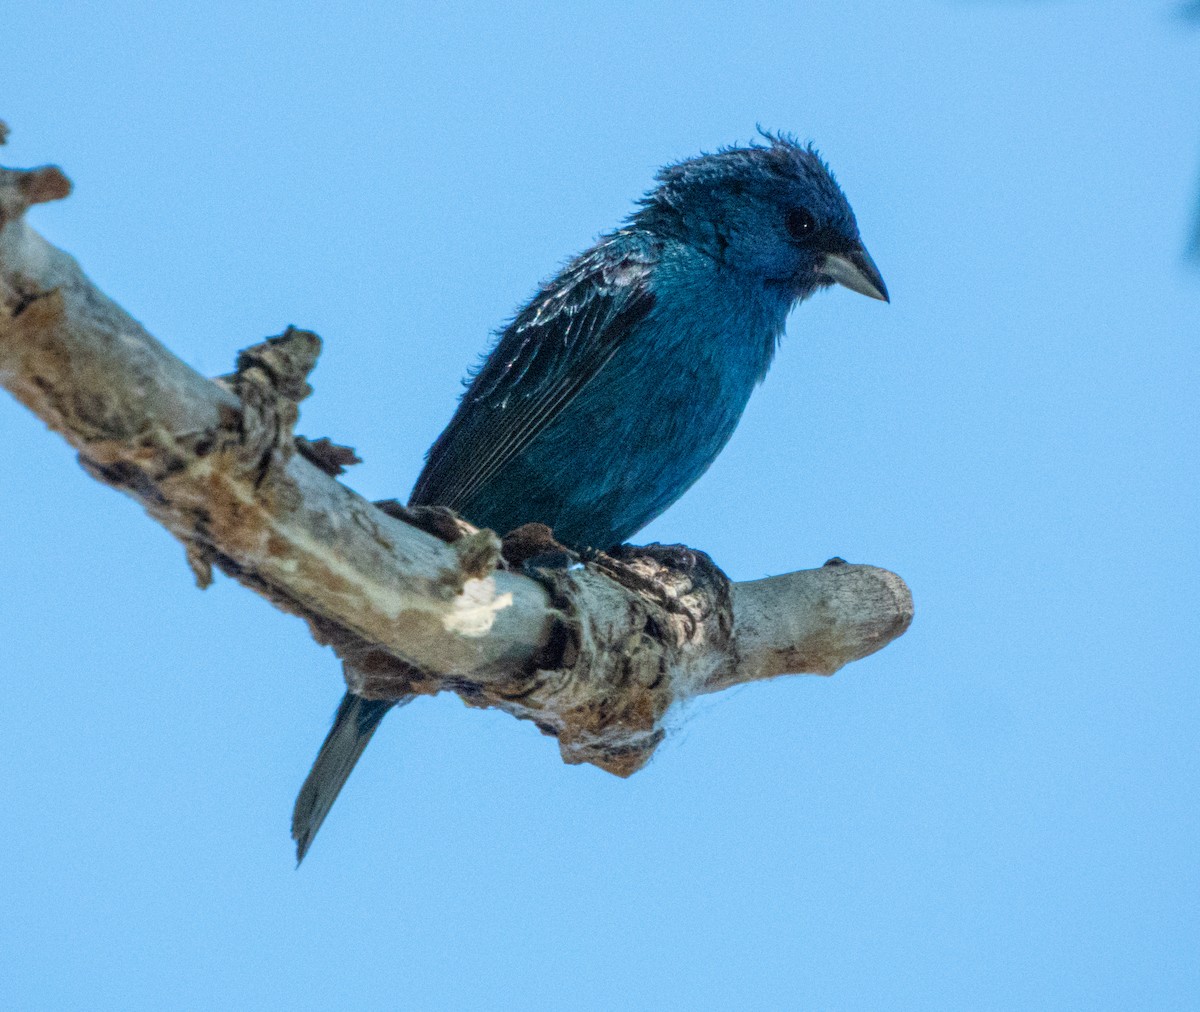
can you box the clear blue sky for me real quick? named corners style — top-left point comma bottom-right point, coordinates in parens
top-left (3, 2), bottom-right (1198, 1008)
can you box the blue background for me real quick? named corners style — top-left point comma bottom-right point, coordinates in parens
top-left (2, 2), bottom-right (1198, 1008)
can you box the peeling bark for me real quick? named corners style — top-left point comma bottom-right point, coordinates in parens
top-left (0, 125), bottom-right (913, 777)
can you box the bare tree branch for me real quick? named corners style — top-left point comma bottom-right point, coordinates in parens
top-left (0, 127), bottom-right (913, 777)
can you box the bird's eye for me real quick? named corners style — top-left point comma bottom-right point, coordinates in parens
top-left (785, 207), bottom-right (816, 241)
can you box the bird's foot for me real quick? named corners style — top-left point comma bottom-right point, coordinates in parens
top-left (500, 522), bottom-right (577, 570)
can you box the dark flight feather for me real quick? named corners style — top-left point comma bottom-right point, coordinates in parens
top-left (410, 235), bottom-right (658, 512)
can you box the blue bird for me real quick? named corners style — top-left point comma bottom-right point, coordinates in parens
top-left (291, 134), bottom-right (887, 861)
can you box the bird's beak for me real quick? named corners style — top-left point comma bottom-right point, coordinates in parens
top-left (819, 245), bottom-right (889, 303)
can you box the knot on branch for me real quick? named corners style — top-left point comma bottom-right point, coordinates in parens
top-left (473, 543), bottom-right (734, 777)
top-left (0, 128), bottom-right (72, 317)
top-left (231, 327), bottom-right (320, 404)
top-left (217, 326), bottom-right (320, 485)
top-left (0, 125), bottom-right (71, 227)
top-left (324, 536), bottom-right (736, 778)
top-left (0, 156), bottom-right (72, 230)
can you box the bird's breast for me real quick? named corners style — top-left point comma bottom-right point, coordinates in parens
top-left (510, 277), bottom-right (786, 546)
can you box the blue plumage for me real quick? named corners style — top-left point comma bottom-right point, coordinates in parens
top-left (292, 134), bottom-right (888, 861)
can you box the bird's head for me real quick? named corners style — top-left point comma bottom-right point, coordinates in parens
top-left (635, 132), bottom-right (888, 303)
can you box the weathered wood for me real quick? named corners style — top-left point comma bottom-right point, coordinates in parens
top-left (0, 127), bottom-right (913, 777)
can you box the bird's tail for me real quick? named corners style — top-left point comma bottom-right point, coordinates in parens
top-left (291, 692), bottom-right (411, 864)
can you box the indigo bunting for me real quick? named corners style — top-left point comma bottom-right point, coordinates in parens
top-left (292, 134), bottom-right (887, 861)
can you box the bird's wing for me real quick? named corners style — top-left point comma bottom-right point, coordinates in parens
top-left (410, 236), bottom-right (658, 512)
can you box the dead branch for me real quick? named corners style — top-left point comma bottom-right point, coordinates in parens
top-left (0, 127), bottom-right (913, 777)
